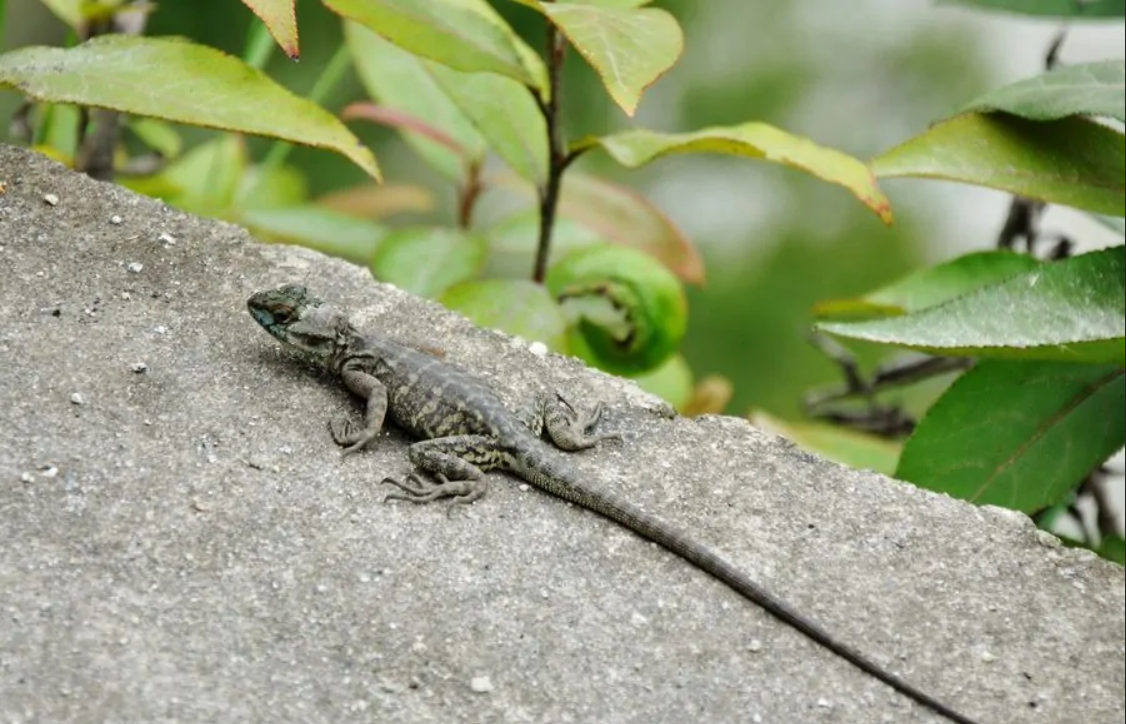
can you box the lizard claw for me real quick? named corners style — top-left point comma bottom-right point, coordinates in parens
top-left (381, 473), bottom-right (486, 506)
top-left (330, 418), bottom-right (376, 456)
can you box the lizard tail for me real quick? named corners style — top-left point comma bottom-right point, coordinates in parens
top-left (517, 453), bottom-right (980, 724)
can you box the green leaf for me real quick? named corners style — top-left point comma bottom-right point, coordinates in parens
top-left (872, 113), bottom-right (1125, 216)
top-left (38, 0), bottom-right (127, 28)
top-left (938, 0), bottom-right (1126, 18)
top-left (427, 62), bottom-right (548, 184)
top-left (480, 209), bottom-right (605, 279)
top-left (439, 279), bottom-right (568, 350)
top-left (345, 21), bottom-right (486, 183)
top-left (546, 245), bottom-right (687, 375)
top-left (1097, 535), bottom-right (1125, 564)
top-left (158, 135), bottom-right (248, 216)
top-left (127, 117), bottom-right (184, 159)
top-left (754, 412), bottom-right (902, 476)
top-left (0, 35), bottom-right (380, 180)
top-left (628, 354), bottom-right (693, 410)
top-left (490, 172), bottom-right (706, 284)
top-left (325, 0), bottom-right (546, 92)
top-left (242, 206), bottom-right (386, 266)
top-left (539, 2), bottom-right (683, 116)
top-left (897, 360), bottom-right (1125, 512)
top-left (236, 163), bottom-right (310, 210)
top-left (815, 251), bottom-right (1044, 320)
top-left (818, 247), bottom-right (1126, 363)
top-left (370, 227), bottom-right (486, 298)
top-left (961, 60), bottom-right (1125, 123)
top-left (583, 124), bottom-right (893, 223)
top-left (509, 0), bottom-right (653, 8)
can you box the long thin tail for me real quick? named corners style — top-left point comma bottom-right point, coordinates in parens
top-left (519, 452), bottom-right (979, 724)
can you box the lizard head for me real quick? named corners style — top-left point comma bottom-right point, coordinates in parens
top-left (247, 284), bottom-right (353, 363)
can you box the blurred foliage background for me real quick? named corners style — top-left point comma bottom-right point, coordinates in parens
top-left (3, 0), bottom-right (1121, 419)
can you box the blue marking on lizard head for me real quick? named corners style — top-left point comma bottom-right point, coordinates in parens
top-left (247, 283), bottom-right (351, 364)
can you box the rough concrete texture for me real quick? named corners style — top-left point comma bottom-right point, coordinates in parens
top-left (0, 143), bottom-right (1122, 724)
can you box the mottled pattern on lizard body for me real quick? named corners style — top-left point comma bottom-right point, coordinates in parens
top-left (247, 284), bottom-right (981, 724)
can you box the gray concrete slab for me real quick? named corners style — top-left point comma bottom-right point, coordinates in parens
top-left (1, 144), bottom-right (1122, 724)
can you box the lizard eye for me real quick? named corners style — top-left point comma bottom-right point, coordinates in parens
top-left (270, 306), bottom-right (295, 325)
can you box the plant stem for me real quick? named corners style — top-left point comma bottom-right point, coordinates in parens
top-left (533, 23), bottom-right (567, 284)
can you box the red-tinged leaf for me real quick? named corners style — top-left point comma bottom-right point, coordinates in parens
top-left (242, 0), bottom-right (300, 59)
top-left (538, 2), bottom-right (683, 116)
top-left (342, 102), bottom-right (467, 156)
top-left (345, 20), bottom-right (485, 183)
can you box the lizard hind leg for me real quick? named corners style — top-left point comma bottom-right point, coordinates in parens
top-left (381, 435), bottom-right (506, 506)
top-left (542, 393), bottom-right (622, 451)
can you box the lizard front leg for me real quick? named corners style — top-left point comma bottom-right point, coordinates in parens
top-left (382, 435), bottom-right (509, 505)
top-left (330, 362), bottom-right (390, 456)
top-left (541, 393), bottom-right (621, 451)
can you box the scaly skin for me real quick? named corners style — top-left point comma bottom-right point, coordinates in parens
top-left (247, 283), bottom-right (979, 724)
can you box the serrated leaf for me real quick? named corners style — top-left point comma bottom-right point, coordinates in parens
top-left (961, 60), bottom-right (1125, 123)
top-left (938, 0), bottom-right (1125, 17)
top-left (818, 247), bottom-right (1126, 363)
top-left (0, 35), bottom-right (379, 179)
top-left (345, 21), bottom-right (485, 183)
top-left (540, 2), bottom-right (683, 116)
top-left (815, 251), bottom-right (1044, 320)
top-left (897, 360), bottom-right (1125, 512)
top-left (871, 113), bottom-right (1125, 216)
top-left (242, 205), bottom-right (387, 265)
top-left (242, 0), bottom-right (300, 59)
top-left (583, 124), bottom-right (892, 223)
top-left (371, 227), bottom-right (486, 298)
top-left (326, 0), bottom-right (546, 92)
top-left (439, 279), bottom-right (568, 349)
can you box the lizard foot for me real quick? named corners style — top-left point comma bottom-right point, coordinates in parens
top-left (544, 393), bottom-right (622, 451)
top-left (329, 418), bottom-right (377, 456)
top-left (381, 473), bottom-right (487, 505)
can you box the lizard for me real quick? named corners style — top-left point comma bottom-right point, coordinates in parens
top-left (247, 283), bottom-right (980, 724)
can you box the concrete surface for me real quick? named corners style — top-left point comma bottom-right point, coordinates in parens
top-left (0, 143), bottom-right (1122, 724)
